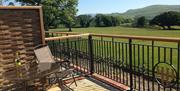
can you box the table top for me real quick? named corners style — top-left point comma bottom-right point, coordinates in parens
top-left (3, 62), bottom-right (60, 82)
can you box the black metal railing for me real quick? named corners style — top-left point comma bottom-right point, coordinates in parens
top-left (45, 32), bottom-right (180, 91)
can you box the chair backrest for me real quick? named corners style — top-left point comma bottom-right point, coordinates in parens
top-left (34, 45), bottom-right (54, 63)
top-left (34, 45), bottom-right (55, 71)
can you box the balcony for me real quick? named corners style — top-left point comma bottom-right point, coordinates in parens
top-left (1, 31), bottom-right (180, 91)
top-left (45, 31), bottom-right (180, 91)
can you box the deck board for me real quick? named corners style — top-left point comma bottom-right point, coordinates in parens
top-left (48, 77), bottom-right (119, 91)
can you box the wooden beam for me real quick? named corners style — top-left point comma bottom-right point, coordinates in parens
top-left (45, 31), bottom-right (81, 35)
top-left (91, 33), bottom-right (180, 42)
top-left (39, 6), bottom-right (45, 45)
top-left (45, 33), bottom-right (90, 41)
top-left (0, 6), bottom-right (41, 9)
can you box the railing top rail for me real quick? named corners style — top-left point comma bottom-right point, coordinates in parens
top-left (91, 34), bottom-right (180, 42)
top-left (45, 33), bottom-right (90, 41)
top-left (46, 31), bottom-right (81, 35)
top-left (46, 31), bottom-right (180, 42)
top-left (0, 6), bottom-right (42, 9)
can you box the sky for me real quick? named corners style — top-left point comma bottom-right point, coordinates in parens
top-left (78, 0), bottom-right (180, 15)
top-left (2, 0), bottom-right (180, 15)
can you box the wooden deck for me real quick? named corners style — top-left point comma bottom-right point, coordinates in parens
top-left (48, 77), bottom-right (120, 91)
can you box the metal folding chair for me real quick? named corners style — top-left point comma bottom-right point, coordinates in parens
top-left (34, 44), bottom-right (77, 90)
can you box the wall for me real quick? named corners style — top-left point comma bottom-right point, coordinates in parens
top-left (0, 6), bottom-right (45, 89)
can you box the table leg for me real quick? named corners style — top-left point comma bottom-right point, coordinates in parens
top-left (23, 81), bottom-right (28, 91)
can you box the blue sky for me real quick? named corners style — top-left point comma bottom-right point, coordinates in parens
top-left (78, 0), bottom-right (180, 15)
top-left (2, 0), bottom-right (180, 15)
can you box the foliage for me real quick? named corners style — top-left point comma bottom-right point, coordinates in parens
top-left (8, 2), bottom-right (15, 6)
top-left (134, 16), bottom-right (146, 27)
top-left (0, 0), bottom-right (2, 5)
top-left (77, 15), bottom-right (93, 27)
top-left (14, 0), bottom-right (78, 31)
top-left (94, 14), bottom-right (104, 27)
top-left (120, 18), bottom-right (133, 24)
top-left (150, 11), bottom-right (180, 30)
top-left (94, 14), bottom-right (121, 27)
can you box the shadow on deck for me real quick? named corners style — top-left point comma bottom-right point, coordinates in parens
top-left (48, 76), bottom-right (120, 91)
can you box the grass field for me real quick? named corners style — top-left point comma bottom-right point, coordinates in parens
top-left (50, 26), bottom-right (180, 38)
top-left (50, 26), bottom-right (180, 48)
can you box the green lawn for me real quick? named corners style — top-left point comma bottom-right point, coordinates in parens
top-left (50, 26), bottom-right (180, 38)
top-left (50, 26), bottom-right (180, 48)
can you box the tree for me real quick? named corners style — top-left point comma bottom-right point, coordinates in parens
top-left (77, 15), bottom-right (93, 27)
top-left (135, 16), bottom-right (146, 27)
top-left (59, 0), bottom-right (78, 32)
top-left (95, 14), bottom-right (104, 27)
top-left (8, 2), bottom-right (15, 6)
top-left (94, 14), bottom-right (121, 27)
top-left (13, 0), bottom-right (78, 31)
top-left (150, 11), bottom-right (180, 30)
top-left (102, 15), bottom-right (112, 27)
top-left (0, 0), bottom-right (2, 5)
top-left (111, 16), bottom-right (120, 26)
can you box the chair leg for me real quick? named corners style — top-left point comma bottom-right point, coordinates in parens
top-left (55, 73), bottom-right (63, 88)
top-left (72, 74), bottom-right (77, 86)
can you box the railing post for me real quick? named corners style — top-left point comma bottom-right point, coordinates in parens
top-left (177, 42), bottom-right (180, 90)
top-left (129, 39), bottom-right (133, 91)
top-left (88, 35), bottom-right (94, 75)
top-left (66, 34), bottom-right (70, 59)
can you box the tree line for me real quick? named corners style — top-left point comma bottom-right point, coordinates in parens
top-left (75, 14), bottom-right (132, 27)
top-left (4, 0), bottom-right (180, 31)
top-left (76, 11), bottom-right (180, 30)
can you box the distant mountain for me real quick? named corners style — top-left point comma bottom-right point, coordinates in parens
top-left (110, 5), bottom-right (180, 19)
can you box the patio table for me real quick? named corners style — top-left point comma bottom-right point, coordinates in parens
top-left (2, 62), bottom-right (60, 91)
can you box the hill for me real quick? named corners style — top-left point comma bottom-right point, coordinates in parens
top-left (111, 5), bottom-right (180, 19)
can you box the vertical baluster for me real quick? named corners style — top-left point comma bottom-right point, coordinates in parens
top-left (169, 48), bottom-right (172, 91)
top-left (74, 40), bottom-right (77, 66)
top-left (101, 37), bottom-right (104, 76)
top-left (109, 39), bottom-right (112, 79)
top-left (107, 41), bottom-right (110, 78)
top-left (126, 43), bottom-right (128, 85)
top-left (119, 42), bottom-right (122, 83)
top-left (100, 38), bottom-right (102, 75)
top-left (104, 40), bottom-right (106, 76)
top-left (93, 40), bottom-right (96, 73)
top-left (164, 47), bottom-right (166, 91)
top-left (106, 41), bottom-right (108, 77)
top-left (115, 42), bottom-right (118, 82)
top-left (112, 38), bottom-right (115, 80)
top-left (147, 45), bottom-right (150, 91)
top-left (177, 42), bottom-right (180, 91)
top-left (133, 44), bottom-right (136, 89)
top-left (98, 40), bottom-right (100, 74)
top-left (157, 47), bottom-right (161, 91)
top-left (138, 44), bottom-right (140, 90)
top-left (142, 45), bottom-right (145, 91)
top-left (122, 42), bottom-right (125, 84)
top-left (152, 41), bottom-right (155, 91)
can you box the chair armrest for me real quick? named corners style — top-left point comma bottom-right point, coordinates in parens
top-left (55, 60), bottom-right (71, 69)
top-left (55, 60), bottom-right (70, 64)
